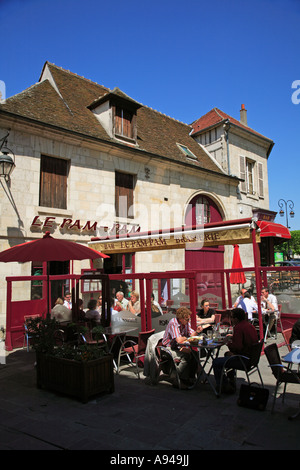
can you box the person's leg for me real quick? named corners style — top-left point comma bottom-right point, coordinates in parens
top-left (213, 355), bottom-right (240, 393)
top-left (212, 356), bottom-right (229, 389)
top-left (168, 349), bottom-right (193, 382)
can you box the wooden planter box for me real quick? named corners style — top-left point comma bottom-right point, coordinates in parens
top-left (36, 353), bottom-right (114, 403)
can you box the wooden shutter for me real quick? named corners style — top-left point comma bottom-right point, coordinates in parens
top-left (115, 107), bottom-right (133, 139)
top-left (115, 107), bottom-right (123, 135)
top-left (40, 155), bottom-right (68, 209)
top-left (258, 162), bottom-right (264, 198)
top-left (123, 109), bottom-right (133, 138)
top-left (239, 155), bottom-right (246, 193)
top-left (115, 171), bottom-right (134, 218)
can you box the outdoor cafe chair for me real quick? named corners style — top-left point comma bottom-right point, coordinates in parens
top-left (154, 339), bottom-right (183, 389)
top-left (117, 329), bottom-right (155, 378)
top-left (264, 343), bottom-right (300, 417)
top-left (282, 328), bottom-right (293, 352)
top-left (23, 315), bottom-right (41, 352)
top-left (219, 340), bottom-right (264, 396)
top-left (79, 323), bottom-right (107, 350)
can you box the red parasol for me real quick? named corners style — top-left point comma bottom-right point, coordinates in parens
top-left (0, 231), bottom-right (109, 313)
top-left (230, 244), bottom-right (246, 284)
top-left (0, 231), bottom-right (109, 263)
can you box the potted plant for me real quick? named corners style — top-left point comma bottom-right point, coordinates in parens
top-left (29, 317), bottom-right (114, 403)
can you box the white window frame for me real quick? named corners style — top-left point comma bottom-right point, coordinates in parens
top-left (239, 155), bottom-right (260, 196)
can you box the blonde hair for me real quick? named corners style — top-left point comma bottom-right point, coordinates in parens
top-left (55, 297), bottom-right (64, 305)
top-left (130, 291), bottom-right (139, 301)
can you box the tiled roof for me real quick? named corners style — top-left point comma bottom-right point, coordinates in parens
top-left (190, 107), bottom-right (273, 143)
top-left (0, 62), bottom-right (228, 176)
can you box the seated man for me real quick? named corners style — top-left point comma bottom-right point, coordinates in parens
top-left (114, 291), bottom-right (129, 312)
top-left (261, 287), bottom-right (278, 336)
top-left (290, 318), bottom-right (300, 345)
top-left (212, 308), bottom-right (258, 393)
top-left (162, 307), bottom-right (200, 388)
top-left (237, 291), bottom-right (257, 321)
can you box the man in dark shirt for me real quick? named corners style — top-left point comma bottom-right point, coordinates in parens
top-left (290, 319), bottom-right (300, 345)
top-left (213, 308), bottom-right (258, 393)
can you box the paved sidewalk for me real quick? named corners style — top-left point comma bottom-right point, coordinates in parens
top-left (0, 339), bottom-right (299, 451)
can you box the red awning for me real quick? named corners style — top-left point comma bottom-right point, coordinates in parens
top-left (256, 221), bottom-right (291, 239)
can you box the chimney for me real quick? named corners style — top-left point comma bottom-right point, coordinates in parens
top-left (240, 104), bottom-right (247, 126)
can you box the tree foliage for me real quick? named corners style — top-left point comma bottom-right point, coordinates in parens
top-left (274, 230), bottom-right (300, 257)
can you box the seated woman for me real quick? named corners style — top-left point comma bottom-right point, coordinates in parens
top-left (85, 299), bottom-right (101, 324)
top-left (196, 299), bottom-right (216, 333)
top-left (128, 291), bottom-right (141, 316)
top-left (151, 292), bottom-right (163, 317)
top-left (51, 297), bottom-right (72, 323)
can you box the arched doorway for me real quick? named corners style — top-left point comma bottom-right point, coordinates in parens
top-left (185, 194), bottom-right (224, 306)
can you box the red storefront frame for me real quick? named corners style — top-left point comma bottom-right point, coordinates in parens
top-left (4, 218), bottom-right (295, 351)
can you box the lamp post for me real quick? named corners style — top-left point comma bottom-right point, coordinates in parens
top-left (278, 199), bottom-right (295, 259)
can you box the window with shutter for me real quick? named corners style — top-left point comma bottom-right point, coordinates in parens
top-left (246, 160), bottom-right (255, 194)
top-left (115, 107), bottom-right (134, 140)
top-left (115, 171), bottom-right (134, 219)
top-left (39, 155), bottom-right (68, 209)
top-left (239, 155), bottom-right (246, 193)
top-left (258, 162), bottom-right (264, 198)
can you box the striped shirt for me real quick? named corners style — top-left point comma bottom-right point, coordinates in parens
top-left (162, 317), bottom-right (195, 347)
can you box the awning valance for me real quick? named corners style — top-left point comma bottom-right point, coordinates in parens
top-left (89, 219), bottom-right (261, 254)
top-left (256, 220), bottom-right (291, 239)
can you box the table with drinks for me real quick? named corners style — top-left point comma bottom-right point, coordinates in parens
top-left (186, 325), bottom-right (232, 395)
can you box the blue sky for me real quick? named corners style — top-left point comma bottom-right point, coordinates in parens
top-left (1, 0), bottom-right (300, 231)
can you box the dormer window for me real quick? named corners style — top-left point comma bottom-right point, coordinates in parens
top-left (114, 106), bottom-right (135, 141)
top-left (88, 88), bottom-right (141, 145)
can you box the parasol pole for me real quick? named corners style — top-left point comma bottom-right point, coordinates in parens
top-left (46, 261), bottom-right (50, 318)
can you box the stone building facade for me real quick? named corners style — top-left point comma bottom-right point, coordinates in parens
top-left (0, 62), bottom-right (275, 324)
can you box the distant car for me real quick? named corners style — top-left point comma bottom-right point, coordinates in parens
top-left (275, 260), bottom-right (300, 267)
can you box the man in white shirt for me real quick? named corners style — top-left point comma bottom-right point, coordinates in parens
top-left (237, 291), bottom-right (257, 321)
top-left (63, 292), bottom-right (72, 310)
top-left (261, 287), bottom-right (278, 336)
top-left (114, 291), bottom-right (129, 311)
top-left (234, 288), bottom-right (256, 308)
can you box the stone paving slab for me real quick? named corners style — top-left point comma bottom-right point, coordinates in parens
top-left (0, 342), bottom-right (299, 452)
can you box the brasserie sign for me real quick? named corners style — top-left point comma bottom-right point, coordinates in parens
top-left (90, 225), bottom-right (258, 254)
top-left (30, 215), bottom-right (140, 236)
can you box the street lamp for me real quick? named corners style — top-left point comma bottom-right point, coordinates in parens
top-left (278, 199), bottom-right (295, 259)
top-left (0, 132), bottom-right (15, 181)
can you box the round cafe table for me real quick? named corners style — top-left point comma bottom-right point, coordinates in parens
top-left (187, 337), bottom-right (229, 396)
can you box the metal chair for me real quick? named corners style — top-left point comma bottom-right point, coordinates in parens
top-left (214, 313), bottom-right (221, 326)
top-left (219, 340), bottom-right (264, 395)
top-left (79, 323), bottom-right (107, 350)
top-left (23, 315), bottom-right (41, 352)
top-left (264, 343), bottom-right (300, 418)
top-left (117, 329), bottom-right (155, 378)
top-left (154, 340), bottom-right (183, 389)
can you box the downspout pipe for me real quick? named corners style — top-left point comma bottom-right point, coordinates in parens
top-left (223, 119), bottom-right (231, 175)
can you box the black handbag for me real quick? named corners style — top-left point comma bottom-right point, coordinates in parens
top-left (237, 383), bottom-right (269, 411)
